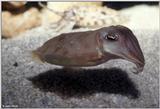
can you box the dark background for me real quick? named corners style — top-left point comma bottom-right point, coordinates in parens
top-left (103, 2), bottom-right (158, 10)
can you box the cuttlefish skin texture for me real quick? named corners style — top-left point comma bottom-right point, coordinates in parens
top-left (32, 25), bottom-right (145, 73)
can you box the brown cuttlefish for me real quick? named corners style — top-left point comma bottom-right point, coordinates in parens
top-left (32, 25), bottom-right (145, 74)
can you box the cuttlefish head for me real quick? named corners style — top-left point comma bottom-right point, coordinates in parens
top-left (99, 25), bottom-right (145, 74)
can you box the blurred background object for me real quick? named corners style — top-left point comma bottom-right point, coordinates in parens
top-left (1, 1), bottom-right (159, 38)
top-left (47, 2), bottom-right (102, 12)
top-left (2, 8), bottom-right (41, 38)
top-left (2, 1), bottom-right (27, 11)
top-left (41, 2), bottom-right (127, 28)
top-left (1, 1), bottom-right (125, 38)
top-left (2, 2), bottom-right (43, 38)
top-left (41, 2), bottom-right (102, 25)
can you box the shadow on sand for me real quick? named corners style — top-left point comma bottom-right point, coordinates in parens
top-left (28, 68), bottom-right (140, 99)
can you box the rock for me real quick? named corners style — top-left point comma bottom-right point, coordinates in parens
top-left (47, 2), bottom-right (102, 12)
top-left (41, 2), bottom-right (102, 25)
top-left (2, 2), bottom-right (127, 38)
top-left (2, 8), bottom-right (41, 38)
top-left (2, 1), bottom-right (26, 10)
top-left (41, 3), bottom-right (127, 28)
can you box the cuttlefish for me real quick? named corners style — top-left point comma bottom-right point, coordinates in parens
top-left (32, 25), bottom-right (145, 74)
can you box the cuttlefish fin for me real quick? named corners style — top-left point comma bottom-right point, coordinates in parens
top-left (31, 50), bottom-right (44, 63)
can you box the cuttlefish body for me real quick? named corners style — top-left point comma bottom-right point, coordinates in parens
top-left (32, 25), bottom-right (145, 73)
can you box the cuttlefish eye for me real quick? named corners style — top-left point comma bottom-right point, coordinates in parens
top-left (105, 34), bottom-right (119, 41)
